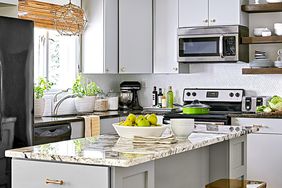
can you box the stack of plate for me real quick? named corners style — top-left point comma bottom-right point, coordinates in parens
top-left (250, 51), bottom-right (274, 68)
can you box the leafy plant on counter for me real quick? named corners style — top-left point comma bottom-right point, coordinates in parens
top-left (256, 95), bottom-right (282, 113)
top-left (72, 74), bottom-right (102, 97)
top-left (34, 77), bottom-right (54, 99)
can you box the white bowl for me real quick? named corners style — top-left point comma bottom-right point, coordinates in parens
top-left (112, 123), bottom-right (168, 138)
top-left (267, 0), bottom-right (282, 3)
top-left (274, 61), bottom-right (282, 68)
top-left (170, 119), bottom-right (195, 138)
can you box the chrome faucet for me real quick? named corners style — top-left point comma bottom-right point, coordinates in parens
top-left (53, 88), bottom-right (72, 103)
top-left (53, 94), bottom-right (76, 116)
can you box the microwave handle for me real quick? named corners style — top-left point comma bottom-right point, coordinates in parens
top-left (219, 35), bottom-right (224, 58)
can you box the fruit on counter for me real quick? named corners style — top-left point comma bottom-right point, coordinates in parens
top-left (126, 113), bottom-right (136, 123)
top-left (119, 113), bottom-right (160, 127)
top-left (256, 95), bottom-right (282, 113)
top-left (147, 114), bottom-right (157, 125)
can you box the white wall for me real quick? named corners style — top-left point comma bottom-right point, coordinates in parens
top-left (84, 7), bottom-right (282, 107)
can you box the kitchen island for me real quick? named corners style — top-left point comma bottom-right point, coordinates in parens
top-left (5, 127), bottom-right (258, 188)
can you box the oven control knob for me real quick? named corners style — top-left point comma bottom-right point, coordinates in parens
top-left (229, 127), bottom-right (234, 132)
top-left (235, 93), bottom-right (240, 97)
top-left (192, 92), bottom-right (197, 97)
top-left (186, 92), bottom-right (191, 97)
top-left (229, 92), bottom-right (234, 97)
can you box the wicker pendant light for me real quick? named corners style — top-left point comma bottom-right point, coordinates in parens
top-left (54, 0), bottom-right (87, 36)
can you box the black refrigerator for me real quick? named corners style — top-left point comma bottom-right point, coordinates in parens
top-left (0, 16), bottom-right (34, 188)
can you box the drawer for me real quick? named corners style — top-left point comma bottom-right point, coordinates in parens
top-left (12, 159), bottom-right (109, 188)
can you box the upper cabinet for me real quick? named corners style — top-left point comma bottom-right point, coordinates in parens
top-left (0, 0), bottom-right (17, 6)
top-left (0, 0), bottom-right (18, 18)
top-left (179, 0), bottom-right (248, 28)
top-left (153, 0), bottom-right (179, 74)
top-left (119, 0), bottom-right (153, 74)
top-left (82, 0), bottom-right (118, 74)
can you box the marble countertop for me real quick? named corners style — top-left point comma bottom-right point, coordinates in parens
top-left (229, 112), bottom-right (282, 119)
top-left (5, 127), bottom-right (258, 167)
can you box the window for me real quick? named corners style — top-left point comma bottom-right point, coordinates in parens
top-left (34, 27), bottom-right (80, 89)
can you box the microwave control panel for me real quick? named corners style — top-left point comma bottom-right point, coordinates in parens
top-left (223, 36), bottom-right (236, 56)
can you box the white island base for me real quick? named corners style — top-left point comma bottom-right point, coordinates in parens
top-left (10, 135), bottom-right (247, 188)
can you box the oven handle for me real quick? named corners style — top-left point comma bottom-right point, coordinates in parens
top-left (163, 120), bottom-right (225, 126)
top-left (219, 35), bottom-right (224, 58)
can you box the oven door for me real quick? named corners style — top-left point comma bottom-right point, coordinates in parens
top-left (178, 35), bottom-right (224, 62)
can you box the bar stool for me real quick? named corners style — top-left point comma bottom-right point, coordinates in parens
top-left (206, 179), bottom-right (266, 188)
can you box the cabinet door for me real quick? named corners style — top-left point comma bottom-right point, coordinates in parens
top-left (247, 134), bottom-right (282, 188)
top-left (154, 0), bottom-right (178, 74)
top-left (179, 0), bottom-right (209, 28)
top-left (209, 0), bottom-right (240, 26)
top-left (12, 159), bottom-right (109, 188)
top-left (100, 117), bottom-right (119, 135)
top-left (82, 0), bottom-right (118, 74)
top-left (119, 0), bottom-right (153, 74)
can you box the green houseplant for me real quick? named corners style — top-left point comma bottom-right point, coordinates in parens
top-left (34, 77), bottom-right (54, 117)
top-left (72, 75), bottom-right (102, 113)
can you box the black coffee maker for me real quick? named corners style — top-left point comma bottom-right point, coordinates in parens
top-left (119, 81), bottom-right (143, 110)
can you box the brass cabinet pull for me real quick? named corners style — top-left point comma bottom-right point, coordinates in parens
top-left (46, 179), bottom-right (64, 185)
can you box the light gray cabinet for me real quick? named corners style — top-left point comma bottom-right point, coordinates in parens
top-left (0, 0), bottom-right (18, 18)
top-left (119, 0), bottom-right (153, 74)
top-left (82, 0), bottom-right (118, 74)
top-left (179, 0), bottom-right (248, 28)
top-left (232, 117), bottom-right (282, 188)
top-left (100, 117), bottom-right (119, 135)
top-left (12, 159), bottom-right (110, 188)
top-left (153, 0), bottom-right (179, 74)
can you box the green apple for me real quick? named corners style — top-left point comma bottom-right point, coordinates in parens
top-left (147, 114), bottom-right (158, 125)
top-left (123, 120), bottom-right (133, 126)
top-left (126, 113), bottom-right (136, 123)
top-left (137, 119), bottom-right (150, 127)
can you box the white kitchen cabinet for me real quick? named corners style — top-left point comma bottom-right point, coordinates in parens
top-left (179, 0), bottom-right (209, 28)
top-left (0, 0), bottom-right (17, 6)
top-left (82, 0), bottom-right (118, 74)
top-left (179, 0), bottom-right (248, 28)
top-left (119, 0), bottom-right (153, 74)
top-left (12, 159), bottom-right (109, 188)
top-left (100, 117), bottom-right (119, 135)
top-left (231, 117), bottom-right (282, 188)
top-left (154, 0), bottom-right (179, 74)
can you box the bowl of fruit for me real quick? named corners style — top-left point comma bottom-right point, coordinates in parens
top-left (112, 113), bottom-right (168, 138)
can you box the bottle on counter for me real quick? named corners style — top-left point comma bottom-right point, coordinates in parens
top-left (161, 94), bottom-right (167, 108)
top-left (152, 86), bottom-right (158, 106)
top-left (167, 86), bottom-right (174, 109)
top-left (158, 88), bottom-right (163, 107)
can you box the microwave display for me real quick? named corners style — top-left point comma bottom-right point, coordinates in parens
top-left (179, 37), bottom-right (219, 57)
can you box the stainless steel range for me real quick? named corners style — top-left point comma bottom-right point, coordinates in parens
top-left (164, 88), bottom-right (244, 125)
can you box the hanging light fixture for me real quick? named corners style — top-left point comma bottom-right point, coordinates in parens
top-left (53, 0), bottom-right (87, 36)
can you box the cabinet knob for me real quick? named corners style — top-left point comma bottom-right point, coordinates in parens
top-left (120, 67), bottom-right (125, 72)
top-left (105, 68), bottom-right (109, 72)
top-left (210, 19), bottom-right (216, 23)
top-left (46, 179), bottom-right (64, 185)
top-left (203, 19), bottom-right (208, 23)
top-left (173, 67), bottom-right (178, 71)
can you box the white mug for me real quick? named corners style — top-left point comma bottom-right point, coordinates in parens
top-left (170, 119), bottom-right (194, 138)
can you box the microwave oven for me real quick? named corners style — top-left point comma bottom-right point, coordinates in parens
top-left (177, 25), bottom-right (249, 63)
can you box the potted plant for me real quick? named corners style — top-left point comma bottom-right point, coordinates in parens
top-left (34, 77), bottom-right (54, 117)
top-left (72, 75), bottom-right (102, 113)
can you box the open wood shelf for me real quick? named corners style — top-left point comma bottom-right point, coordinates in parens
top-left (242, 36), bottom-right (282, 44)
top-left (242, 68), bottom-right (282, 74)
top-left (242, 3), bottom-right (282, 13)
